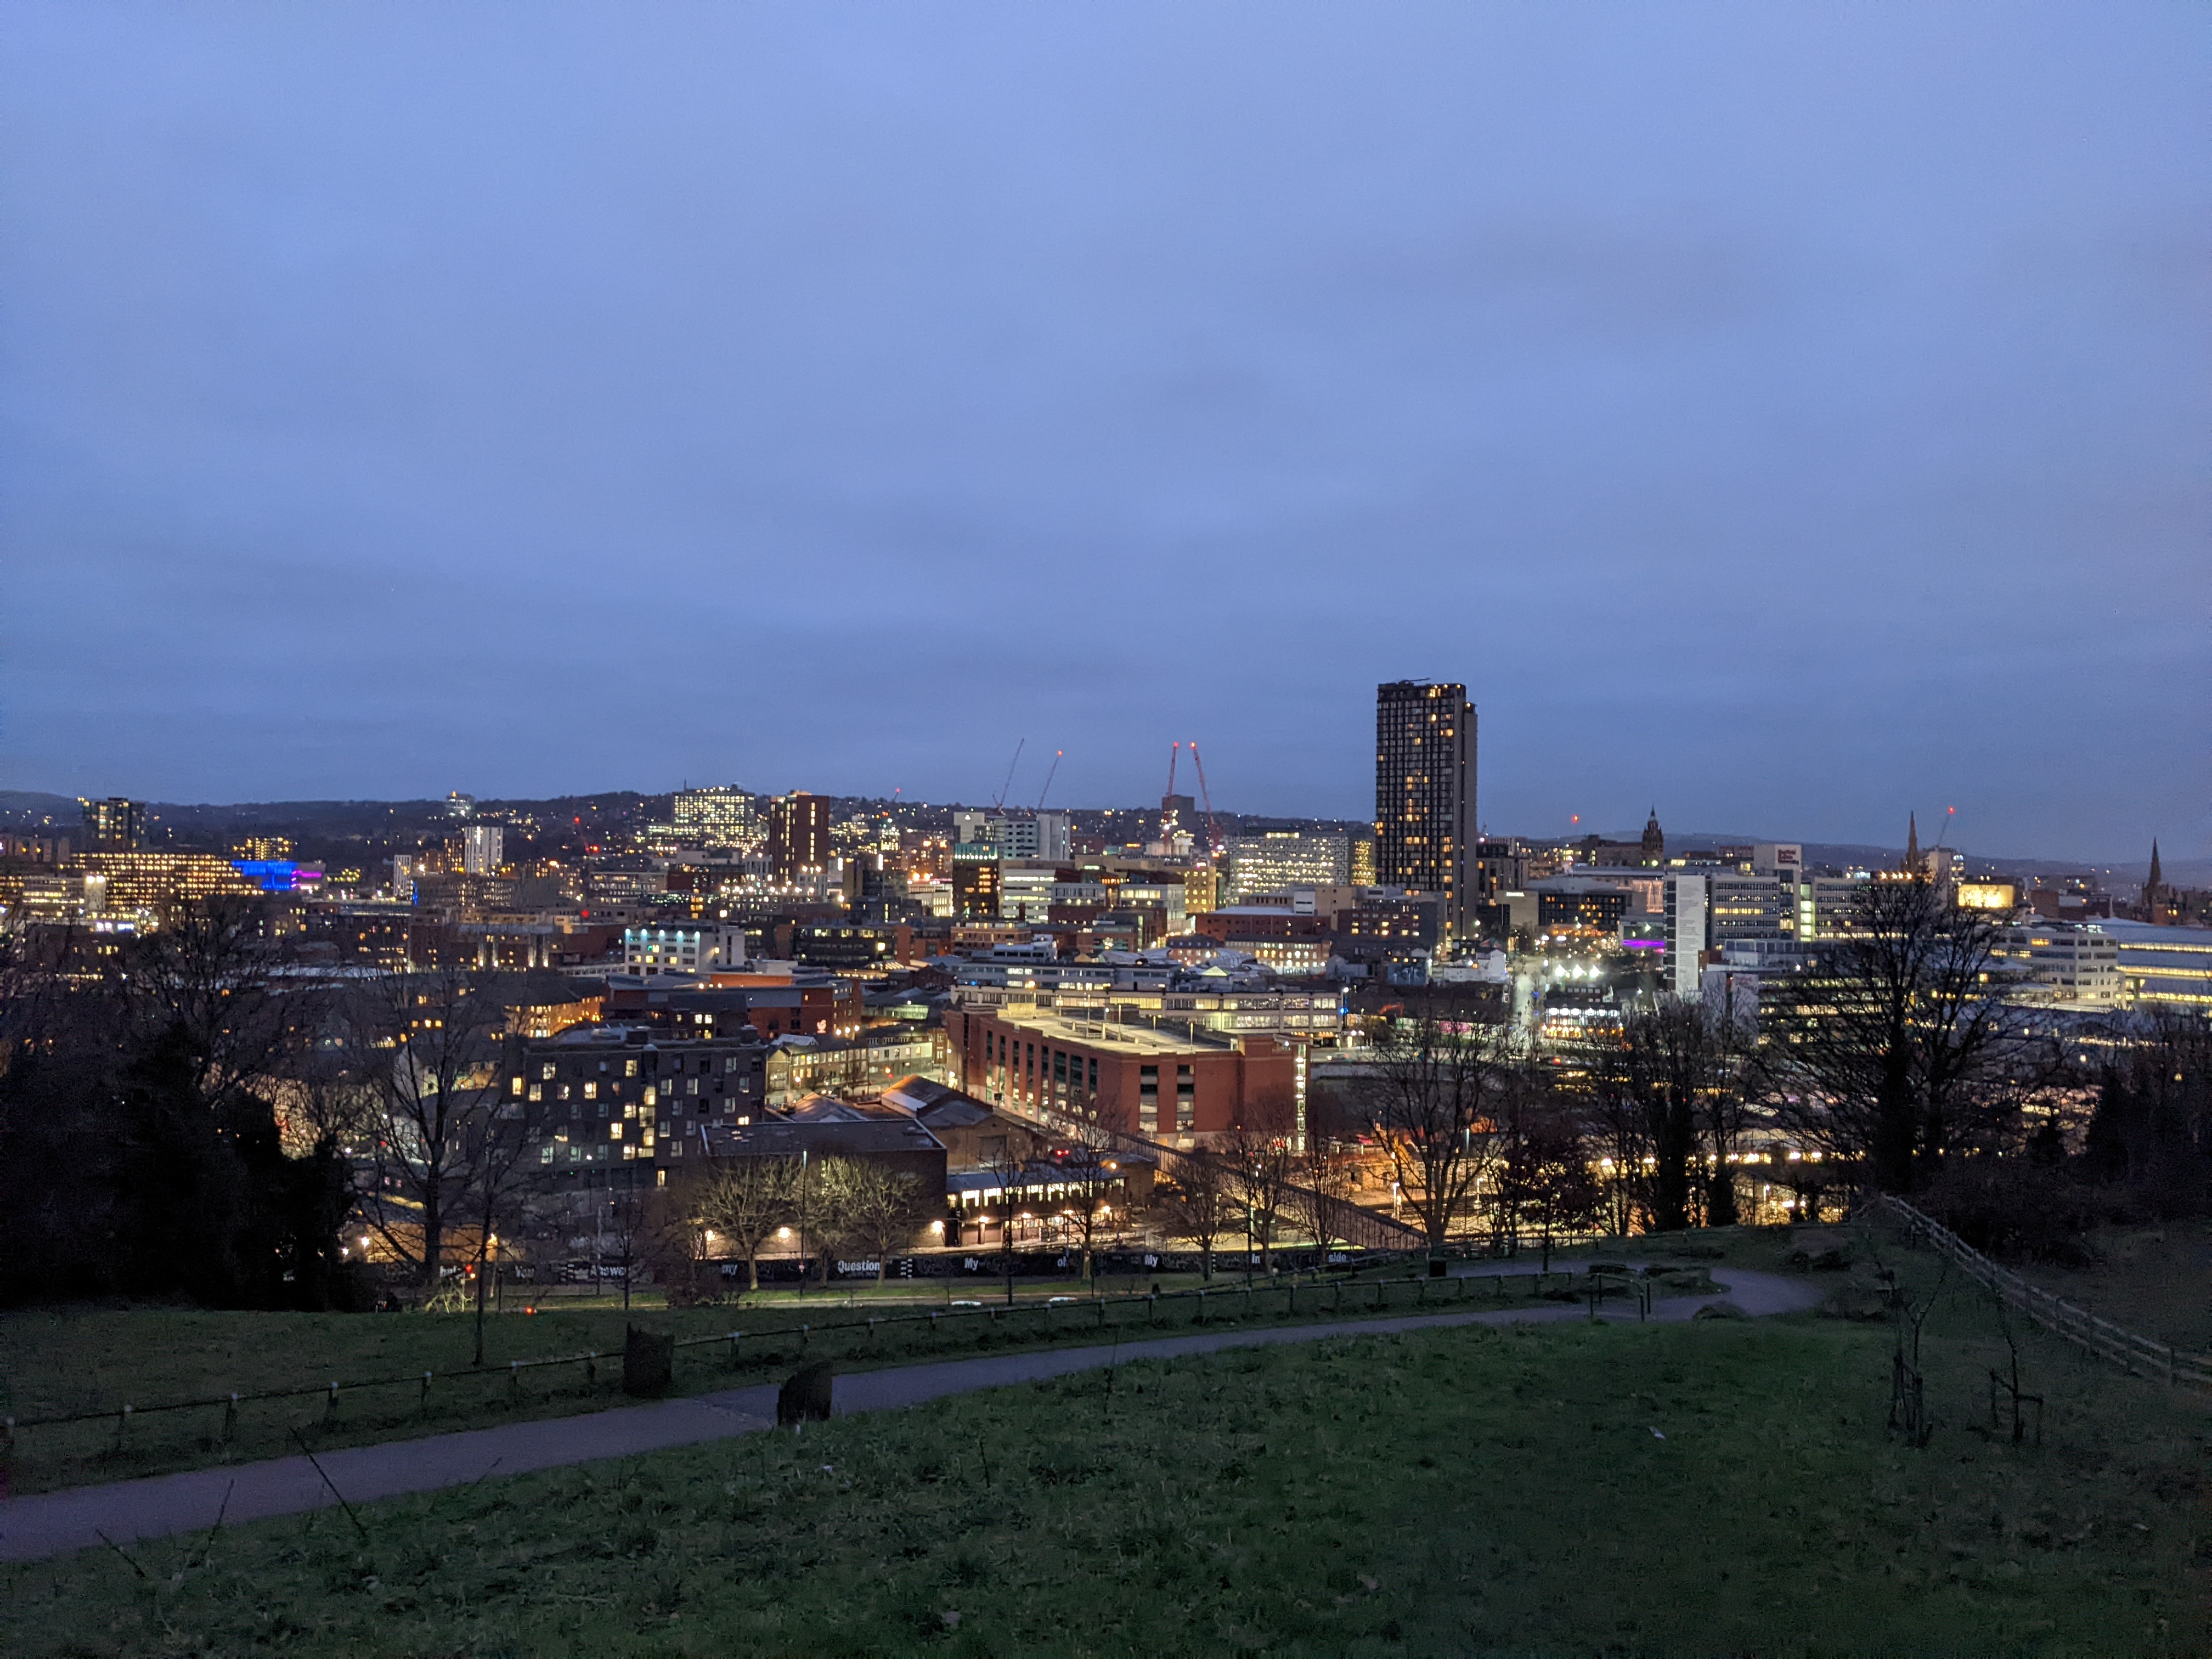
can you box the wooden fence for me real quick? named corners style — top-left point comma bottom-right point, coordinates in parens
top-left (0, 1253), bottom-right (1613, 1466)
top-left (1862, 1193), bottom-right (2212, 1394)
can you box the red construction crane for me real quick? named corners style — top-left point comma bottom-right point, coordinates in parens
top-left (1187, 741), bottom-right (1222, 860)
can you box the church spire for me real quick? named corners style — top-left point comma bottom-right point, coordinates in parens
top-left (1641, 806), bottom-right (1664, 864)
top-left (2144, 839), bottom-right (2165, 916)
top-left (1905, 812), bottom-right (1920, 873)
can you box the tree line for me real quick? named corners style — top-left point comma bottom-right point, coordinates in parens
top-left (0, 902), bottom-right (616, 1310)
top-left (684, 1155), bottom-right (934, 1293)
top-left (1326, 874), bottom-right (2210, 1262)
top-left (0, 904), bottom-right (359, 1308)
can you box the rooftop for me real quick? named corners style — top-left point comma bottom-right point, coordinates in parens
top-left (697, 1118), bottom-right (945, 1159)
top-left (977, 1008), bottom-right (1233, 1056)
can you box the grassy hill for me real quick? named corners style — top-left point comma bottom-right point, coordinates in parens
top-left (4, 1276), bottom-right (2204, 1658)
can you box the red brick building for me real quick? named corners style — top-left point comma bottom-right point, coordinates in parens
top-left (946, 1006), bottom-right (1301, 1146)
top-left (1189, 909), bottom-right (1333, 943)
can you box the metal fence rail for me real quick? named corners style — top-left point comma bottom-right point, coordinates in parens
top-left (0, 1245), bottom-right (1647, 1456)
top-left (1862, 1193), bottom-right (2212, 1394)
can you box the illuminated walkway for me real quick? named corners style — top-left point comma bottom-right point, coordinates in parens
top-left (0, 1269), bottom-right (1820, 1565)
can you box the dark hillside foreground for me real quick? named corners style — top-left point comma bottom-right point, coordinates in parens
top-left (2015, 1218), bottom-right (2212, 1353)
top-left (4, 1301), bottom-right (2204, 1658)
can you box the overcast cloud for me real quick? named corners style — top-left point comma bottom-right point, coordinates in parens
top-left (1, 3), bottom-right (2203, 860)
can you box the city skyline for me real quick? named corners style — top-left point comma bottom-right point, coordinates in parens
top-left (0, 775), bottom-right (2179, 879)
top-left (4, 5), bottom-right (2204, 864)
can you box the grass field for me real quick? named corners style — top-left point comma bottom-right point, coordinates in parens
top-left (0, 1255), bottom-right (1700, 1496)
top-left (2014, 1219), bottom-right (2212, 1353)
top-left (4, 1273), bottom-right (2204, 1659)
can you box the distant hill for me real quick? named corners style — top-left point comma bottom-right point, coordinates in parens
top-left (0, 791), bottom-right (2196, 883)
top-left (0, 790), bottom-right (80, 823)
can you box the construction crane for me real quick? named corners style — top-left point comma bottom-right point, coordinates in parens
top-left (992, 738), bottom-right (1025, 810)
top-left (1035, 749), bottom-right (1063, 810)
top-left (1187, 741), bottom-right (1222, 860)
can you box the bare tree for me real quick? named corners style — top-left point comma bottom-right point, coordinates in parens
top-left (979, 1138), bottom-right (1030, 1304)
top-left (1491, 1082), bottom-right (1602, 1272)
top-left (1046, 1097), bottom-right (1130, 1283)
top-left (602, 1183), bottom-right (651, 1310)
top-left (1865, 1231), bottom-right (1951, 1448)
top-left (1224, 1086), bottom-right (1299, 1277)
top-left (268, 1040), bottom-right (381, 1158)
top-left (1154, 1149), bottom-right (1232, 1279)
top-left (790, 1152), bottom-right (837, 1290)
top-left (122, 896), bottom-right (301, 1120)
top-left (1290, 1137), bottom-right (1359, 1256)
top-left (640, 1182), bottom-right (720, 1307)
top-left (348, 965), bottom-right (528, 1299)
top-left (1577, 1041), bottom-right (1654, 1238)
top-left (1698, 1012), bottom-right (1756, 1228)
top-left (818, 1157), bottom-right (933, 1283)
top-left (1595, 999), bottom-right (1748, 1232)
top-left (1759, 877), bottom-right (2039, 1193)
top-left (1359, 1005), bottom-right (1514, 1254)
top-left (695, 1156), bottom-right (802, 1292)
top-left (2081, 1007), bottom-right (2212, 1215)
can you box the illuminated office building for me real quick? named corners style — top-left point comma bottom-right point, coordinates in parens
top-left (623, 920), bottom-right (749, 978)
top-left (1223, 832), bottom-right (1350, 900)
top-left (1989, 923), bottom-right (2121, 1007)
top-left (951, 843), bottom-right (1003, 921)
top-left (81, 797), bottom-right (144, 851)
top-left (767, 792), bottom-right (831, 880)
top-left (461, 824), bottom-right (504, 875)
top-left (671, 787), bottom-right (760, 849)
top-left (2104, 921), bottom-right (2212, 1009)
top-left (1373, 680), bottom-right (1474, 941)
top-left (72, 851), bottom-right (255, 916)
top-left (1349, 838), bottom-right (1376, 887)
top-left (1663, 873), bottom-right (1708, 996)
top-left (952, 811), bottom-right (1071, 862)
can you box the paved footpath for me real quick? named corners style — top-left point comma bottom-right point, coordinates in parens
top-left (0, 1268), bottom-right (1819, 1565)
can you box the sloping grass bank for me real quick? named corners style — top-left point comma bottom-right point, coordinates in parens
top-left (5, 1310), bottom-right (2204, 1658)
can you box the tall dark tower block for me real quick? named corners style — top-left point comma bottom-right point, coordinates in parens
top-left (1374, 680), bottom-right (1475, 943)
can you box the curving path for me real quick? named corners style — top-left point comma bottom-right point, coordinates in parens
top-left (0, 1269), bottom-right (1820, 1565)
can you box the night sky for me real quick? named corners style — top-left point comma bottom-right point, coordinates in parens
top-left (3, 4), bottom-right (2203, 860)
